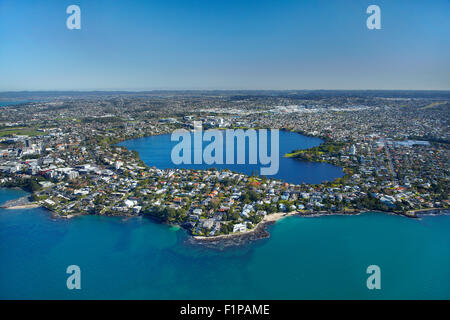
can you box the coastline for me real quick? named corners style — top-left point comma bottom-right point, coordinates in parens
top-left (187, 219), bottom-right (273, 249)
top-left (193, 211), bottom-right (298, 242)
top-left (187, 208), bottom-right (450, 248)
top-left (189, 210), bottom-right (362, 248)
top-left (2, 203), bottom-right (41, 209)
top-left (1, 187), bottom-right (448, 248)
top-left (0, 194), bottom-right (40, 210)
top-left (408, 208), bottom-right (450, 216)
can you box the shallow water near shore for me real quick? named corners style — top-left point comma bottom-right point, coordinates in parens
top-left (1, 188), bottom-right (449, 299)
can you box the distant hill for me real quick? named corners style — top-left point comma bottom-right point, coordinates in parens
top-left (0, 90), bottom-right (449, 100)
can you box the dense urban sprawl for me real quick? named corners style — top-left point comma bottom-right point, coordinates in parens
top-left (0, 91), bottom-right (448, 237)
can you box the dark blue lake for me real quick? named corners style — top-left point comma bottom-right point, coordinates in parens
top-left (118, 130), bottom-right (344, 184)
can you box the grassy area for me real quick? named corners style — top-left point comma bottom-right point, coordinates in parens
top-left (284, 141), bottom-right (344, 158)
top-left (421, 101), bottom-right (446, 109)
top-left (284, 150), bottom-right (320, 157)
top-left (0, 127), bottom-right (44, 137)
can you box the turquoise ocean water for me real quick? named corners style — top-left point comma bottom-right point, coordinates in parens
top-left (0, 188), bottom-right (449, 299)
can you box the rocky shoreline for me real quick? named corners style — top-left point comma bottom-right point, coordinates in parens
top-left (411, 208), bottom-right (450, 216)
top-left (186, 211), bottom-right (297, 249)
top-left (186, 220), bottom-right (274, 250)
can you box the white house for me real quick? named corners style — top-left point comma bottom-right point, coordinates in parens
top-left (233, 223), bottom-right (247, 233)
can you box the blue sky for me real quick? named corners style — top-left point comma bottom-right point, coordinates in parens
top-left (0, 0), bottom-right (449, 91)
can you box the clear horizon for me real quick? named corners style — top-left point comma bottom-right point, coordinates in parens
top-left (1, 89), bottom-right (450, 93)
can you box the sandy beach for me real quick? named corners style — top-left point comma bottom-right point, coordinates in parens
top-left (3, 203), bottom-right (41, 209)
top-left (0, 195), bottom-right (41, 210)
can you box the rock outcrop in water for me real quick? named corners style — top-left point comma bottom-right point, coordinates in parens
top-left (0, 195), bottom-right (38, 209)
top-left (186, 221), bottom-right (274, 250)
